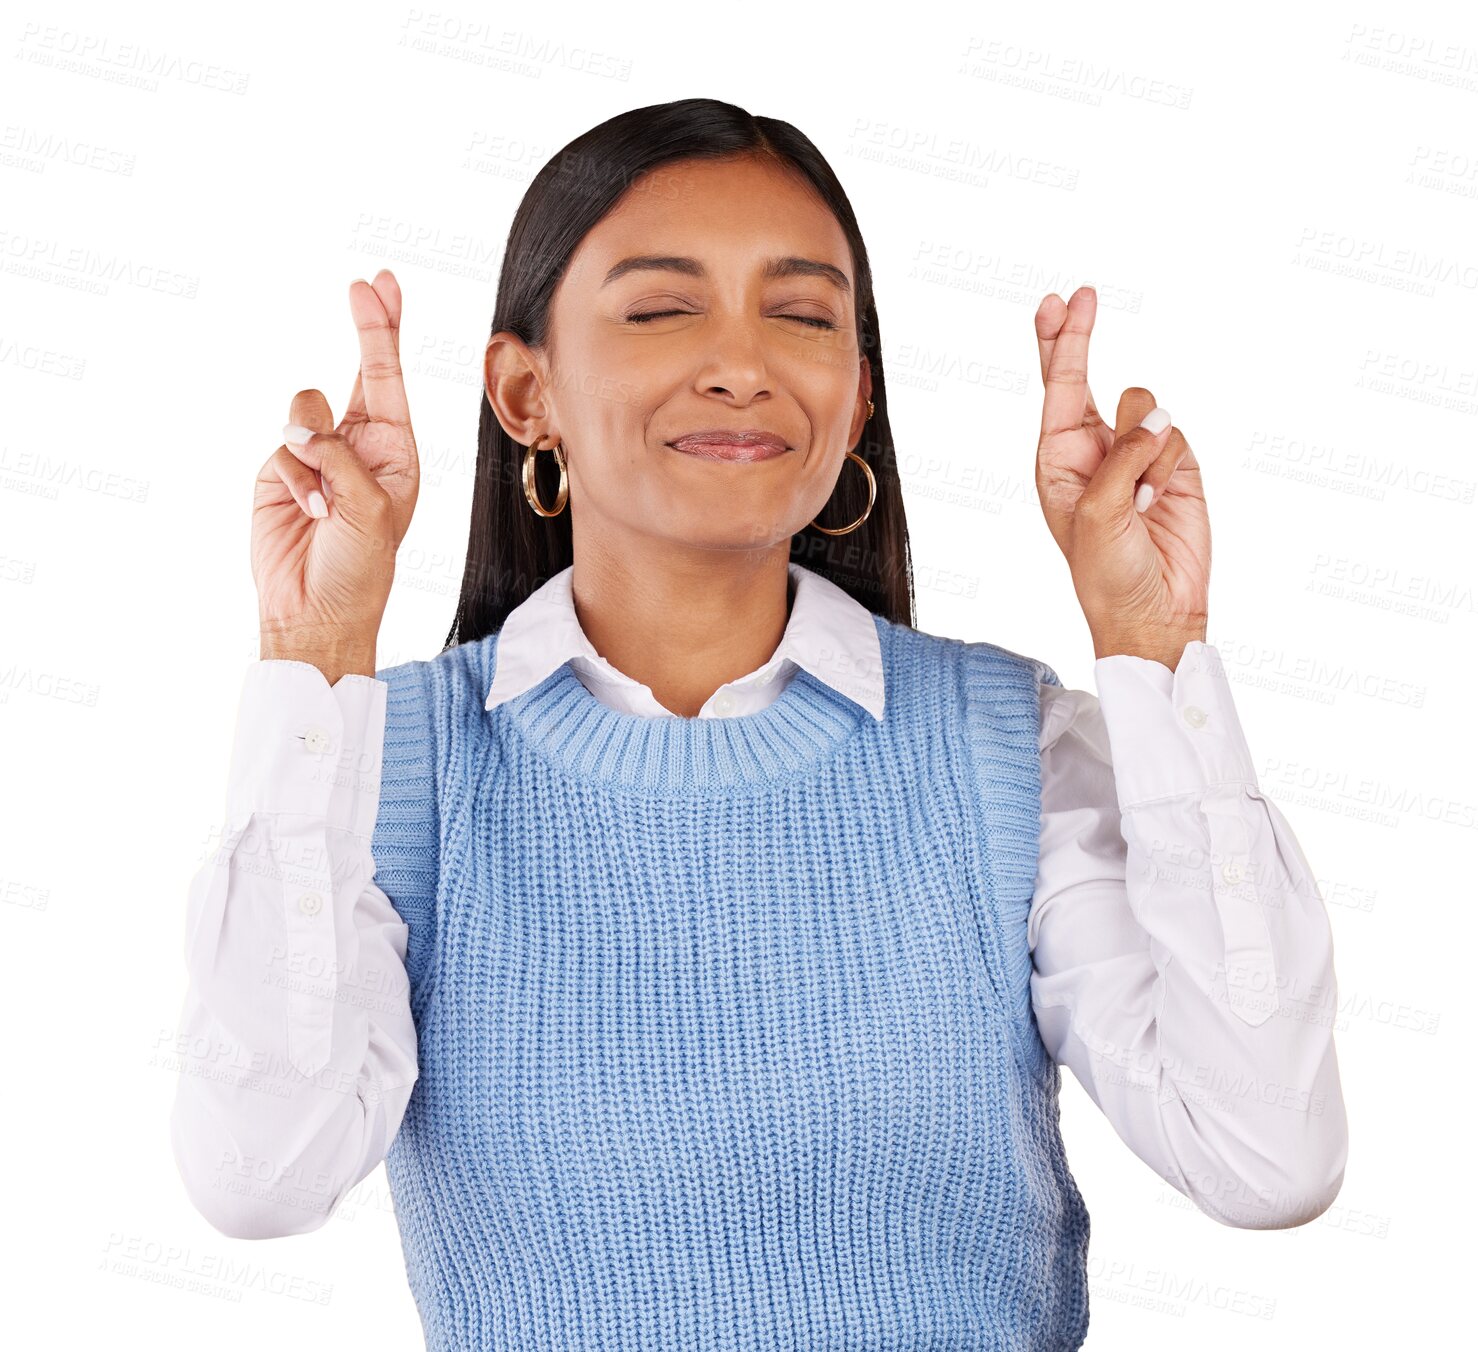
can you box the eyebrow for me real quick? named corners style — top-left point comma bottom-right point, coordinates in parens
top-left (600, 254), bottom-right (852, 294)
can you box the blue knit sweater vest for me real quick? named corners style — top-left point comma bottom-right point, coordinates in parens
top-left (370, 611), bottom-right (1091, 1351)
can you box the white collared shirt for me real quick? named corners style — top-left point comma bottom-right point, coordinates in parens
top-left (485, 562), bottom-right (887, 721)
top-left (169, 563), bottom-right (1347, 1239)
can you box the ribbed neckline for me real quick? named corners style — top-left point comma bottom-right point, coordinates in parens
top-left (493, 614), bottom-right (884, 794)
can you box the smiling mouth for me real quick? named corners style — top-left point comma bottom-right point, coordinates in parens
top-left (665, 431), bottom-right (791, 462)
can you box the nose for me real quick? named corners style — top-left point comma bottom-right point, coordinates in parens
top-left (691, 307), bottom-right (774, 404)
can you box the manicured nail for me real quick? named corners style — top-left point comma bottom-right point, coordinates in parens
top-left (1138, 407), bottom-right (1171, 435)
top-left (1135, 482), bottom-right (1155, 513)
top-left (284, 423), bottom-right (314, 447)
top-left (307, 490), bottom-right (328, 518)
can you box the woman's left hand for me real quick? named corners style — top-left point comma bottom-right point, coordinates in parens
top-left (1033, 285), bottom-right (1210, 672)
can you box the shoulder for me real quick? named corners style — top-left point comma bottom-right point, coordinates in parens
top-left (874, 612), bottom-right (1060, 691)
top-left (375, 630), bottom-right (502, 721)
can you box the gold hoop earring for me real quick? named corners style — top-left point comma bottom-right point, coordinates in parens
top-left (522, 434), bottom-right (568, 517)
top-left (866, 399), bottom-right (874, 421)
top-left (808, 450), bottom-right (876, 536)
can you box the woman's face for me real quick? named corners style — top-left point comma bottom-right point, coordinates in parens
top-left (490, 153), bottom-right (872, 557)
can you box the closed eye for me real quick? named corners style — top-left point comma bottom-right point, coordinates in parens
top-left (626, 310), bottom-right (836, 330)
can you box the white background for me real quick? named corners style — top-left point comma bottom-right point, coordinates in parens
top-left (4, 0), bottom-right (1473, 1346)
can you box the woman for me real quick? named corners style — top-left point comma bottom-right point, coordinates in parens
top-left (170, 99), bottom-right (1347, 1350)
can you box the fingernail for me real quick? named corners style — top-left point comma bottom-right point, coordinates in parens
top-left (307, 490), bottom-right (328, 518)
top-left (1135, 482), bottom-right (1155, 513)
top-left (284, 423), bottom-right (314, 447)
top-left (1138, 406), bottom-right (1171, 435)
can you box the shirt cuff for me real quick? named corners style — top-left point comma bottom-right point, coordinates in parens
top-left (1091, 640), bottom-right (1259, 812)
top-left (223, 660), bottom-right (388, 839)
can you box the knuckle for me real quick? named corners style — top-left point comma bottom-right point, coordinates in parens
top-left (308, 432), bottom-right (344, 466)
top-left (365, 491), bottom-right (397, 545)
top-left (374, 416), bottom-right (414, 438)
top-left (276, 444), bottom-right (310, 475)
top-left (1075, 490), bottom-right (1108, 521)
top-left (1045, 363), bottom-right (1087, 383)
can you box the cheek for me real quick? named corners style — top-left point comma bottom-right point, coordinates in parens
top-left (788, 346), bottom-right (859, 412)
top-left (565, 378), bottom-right (659, 458)
top-left (554, 333), bottom-right (656, 419)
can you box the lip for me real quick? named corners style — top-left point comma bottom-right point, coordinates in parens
top-left (665, 429), bottom-right (791, 462)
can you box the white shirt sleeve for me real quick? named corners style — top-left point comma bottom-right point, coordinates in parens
top-left (168, 660), bottom-right (419, 1239)
top-left (1029, 640), bottom-right (1349, 1229)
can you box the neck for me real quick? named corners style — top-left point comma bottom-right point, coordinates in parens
top-left (570, 536), bottom-right (795, 718)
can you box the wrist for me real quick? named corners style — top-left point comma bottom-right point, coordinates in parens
top-left (1090, 628), bottom-right (1205, 672)
top-left (259, 623), bottom-right (378, 683)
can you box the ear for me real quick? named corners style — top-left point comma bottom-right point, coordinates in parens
top-left (851, 355), bottom-right (875, 446)
top-left (484, 331), bottom-right (553, 445)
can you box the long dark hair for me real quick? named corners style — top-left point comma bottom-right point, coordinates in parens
top-left (443, 98), bottom-right (916, 652)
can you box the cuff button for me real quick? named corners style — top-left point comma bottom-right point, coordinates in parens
top-left (303, 726), bottom-right (334, 754)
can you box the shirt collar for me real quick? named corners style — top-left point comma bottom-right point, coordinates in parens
top-left (484, 561), bottom-right (885, 721)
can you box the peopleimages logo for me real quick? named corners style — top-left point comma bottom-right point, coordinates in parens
top-left (15, 24), bottom-right (250, 94)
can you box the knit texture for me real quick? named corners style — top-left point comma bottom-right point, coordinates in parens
top-left (371, 612), bottom-right (1090, 1350)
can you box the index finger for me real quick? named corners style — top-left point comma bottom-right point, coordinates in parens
top-left (1037, 285), bottom-right (1096, 438)
top-left (347, 273), bottom-right (411, 428)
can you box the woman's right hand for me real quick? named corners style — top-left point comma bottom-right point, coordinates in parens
top-left (252, 270), bottom-right (420, 679)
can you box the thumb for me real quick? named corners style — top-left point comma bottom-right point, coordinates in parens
top-left (281, 425), bottom-right (385, 529)
top-left (1081, 405), bottom-right (1173, 518)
